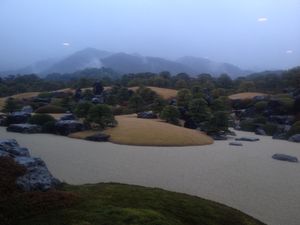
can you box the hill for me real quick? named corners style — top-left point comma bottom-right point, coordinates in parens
top-left (1, 48), bottom-right (252, 77)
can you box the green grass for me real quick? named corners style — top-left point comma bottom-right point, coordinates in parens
top-left (7, 183), bottom-right (265, 225)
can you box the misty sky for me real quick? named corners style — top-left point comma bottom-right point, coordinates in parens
top-left (0, 0), bottom-right (299, 71)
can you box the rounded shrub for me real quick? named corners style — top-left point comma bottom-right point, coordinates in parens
top-left (263, 123), bottom-right (279, 136)
top-left (35, 105), bottom-right (66, 114)
top-left (239, 119), bottom-right (256, 132)
top-left (288, 121), bottom-right (300, 137)
top-left (254, 101), bottom-right (268, 112)
top-left (29, 114), bottom-right (56, 126)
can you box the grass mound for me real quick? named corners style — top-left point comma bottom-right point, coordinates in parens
top-left (105, 114), bottom-right (213, 146)
top-left (10, 183), bottom-right (264, 225)
top-left (228, 92), bottom-right (267, 100)
top-left (129, 86), bottom-right (178, 99)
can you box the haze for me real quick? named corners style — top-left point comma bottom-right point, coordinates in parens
top-left (1, 0), bottom-right (299, 72)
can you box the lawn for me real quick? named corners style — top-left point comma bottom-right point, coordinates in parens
top-left (104, 114), bottom-right (213, 146)
top-left (228, 92), bottom-right (267, 100)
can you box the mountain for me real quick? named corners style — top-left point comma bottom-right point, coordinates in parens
top-left (0, 48), bottom-right (252, 77)
top-left (177, 56), bottom-right (250, 77)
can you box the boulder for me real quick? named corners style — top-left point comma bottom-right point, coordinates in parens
top-left (59, 114), bottom-right (76, 121)
top-left (85, 133), bottom-right (110, 142)
top-left (7, 123), bottom-right (42, 134)
top-left (272, 133), bottom-right (287, 140)
top-left (235, 137), bottom-right (260, 142)
top-left (137, 111), bottom-right (158, 119)
top-left (7, 112), bottom-right (31, 125)
top-left (0, 139), bottom-right (30, 157)
top-left (255, 128), bottom-right (267, 135)
top-left (21, 105), bottom-right (33, 114)
top-left (0, 139), bottom-right (61, 191)
top-left (272, 154), bottom-right (298, 163)
top-left (55, 120), bottom-right (85, 135)
top-left (288, 134), bottom-right (300, 143)
top-left (229, 142), bottom-right (243, 146)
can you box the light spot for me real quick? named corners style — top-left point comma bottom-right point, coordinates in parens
top-left (257, 17), bottom-right (268, 22)
top-left (286, 50), bottom-right (293, 54)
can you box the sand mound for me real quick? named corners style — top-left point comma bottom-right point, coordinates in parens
top-left (104, 114), bottom-right (213, 146)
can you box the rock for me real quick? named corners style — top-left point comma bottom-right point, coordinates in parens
top-left (226, 130), bottom-right (237, 136)
top-left (0, 139), bottom-right (61, 191)
top-left (212, 134), bottom-right (228, 140)
top-left (137, 111), bottom-right (158, 119)
top-left (235, 137), bottom-right (260, 142)
top-left (272, 133), bottom-right (287, 140)
top-left (288, 134), bottom-right (300, 143)
top-left (272, 154), bottom-right (298, 163)
top-left (59, 114), bottom-right (76, 121)
top-left (229, 142), bottom-right (243, 146)
top-left (7, 112), bottom-right (31, 125)
top-left (255, 128), bottom-right (267, 135)
top-left (21, 105), bottom-right (33, 114)
top-left (85, 133), bottom-right (110, 142)
top-left (7, 123), bottom-right (42, 134)
top-left (55, 120), bottom-right (85, 135)
top-left (269, 115), bottom-right (295, 125)
top-left (14, 156), bottom-right (61, 191)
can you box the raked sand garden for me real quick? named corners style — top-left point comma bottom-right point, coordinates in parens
top-left (1, 127), bottom-right (299, 225)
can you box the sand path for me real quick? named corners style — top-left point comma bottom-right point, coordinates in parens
top-left (1, 127), bottom-right (299, 225)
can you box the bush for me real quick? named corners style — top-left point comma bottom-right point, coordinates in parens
top-left (74, 102), bottom-right (93, 118)
top-left (160, 105), bottom-right (180, 125)
top-left (255, 101), bottom-right (268, 112)
top-left (2, 98), bottom-right (20, 113)
top-left (253, 116), bottom-right (267, 124)
top-left (188, 98), bottom-right (211, 124)
top-left (29, 114), bottom-right (55, 126)
top-left (35, 105), bottom-right (66, 114)
top-left (288, 121), bottom-right (300, 137)
top-left (204, 111), bottom-right (229, 134)
top-left (177, 89), bottom-right (192, 107)
top-left (239, 119), bottom-right (256, 132)
top-left (263, 123), bottom-right (279, 136)
top-left (128, 94), bottom-right (145, 113)
top-left (87, 104), bottom-right (116, 129)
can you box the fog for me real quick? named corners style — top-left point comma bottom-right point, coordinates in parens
top-left (0, 0), bottom-right (299, 71)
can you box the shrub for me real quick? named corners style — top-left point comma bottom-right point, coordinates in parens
top-left (87, 104), bottom-right (116, 129)
top-left (253, 116), bottom-right (267, 124)
top-left (160, 105), bottom-right (180, 125)
top-left (255, 101), bottom-right (268, 112)
top-left (74, 102), bottom-right (93, 118)
top-left (239, 119), bottom-right (256, 132)
top-left (204, 111), bottom-right (229, 134)
top-left (188, 98), bottom-right (211, 124)
top-left (35, 105), bottom-right (66, 114)
top-left (263, 123), bottom-right (279, 136)
top-left (287, 121), bottom-right (300, 137)
top-left (176, 89), bottom-right (192, 107)
top-left (29, 114), bottom-right (55, 126)
top-left (136, 87), bottom-right (158, 104)
top-left (128, 94), bottom-right (145, 113)
top-left (2, 98), bottom-right (20, 113)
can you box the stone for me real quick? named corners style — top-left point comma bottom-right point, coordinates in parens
top-left (255, 128), bottom-right (267, 135)
top-left (21, 105), bottom-right (33, 114)
top-left (272, 154), bottom-right (298, 163)
top-left (7, 112), bottom-right (31, 125)
top-left (137, 111), bottom-right (158, 119)
top-left (288, 134), bottom-right (300, 143)
top-left (7, 123), bottom-right (42, 134)
top-left (0, 139), bottom-right (61, 191)
top-left (55, 120), bottom-right (85, 135)
top-left (272, 133), bottom-right (287, 140)
top-left (14, 156), bottom-right (61, 191)
top-left (59, 114), bottom-right (76, 121)
top-left (229, 142), bottom-right (243, 146)
top-left (85, 133), bottom-right (110, 142)
top-left (212, 134), bottom-right (228, 140)
top-left (235, 137), bottom-right (260, 142)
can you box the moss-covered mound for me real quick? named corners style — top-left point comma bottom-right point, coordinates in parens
top-left (2, 182), bottom-right (265, 225)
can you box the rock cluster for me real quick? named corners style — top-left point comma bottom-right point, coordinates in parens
top-left (0, 139), bottom-right (60, 191)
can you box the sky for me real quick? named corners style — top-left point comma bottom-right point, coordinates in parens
top-left (0, 0), bottom-right (299, 71)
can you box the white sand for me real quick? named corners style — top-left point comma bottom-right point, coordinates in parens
top-left (1, 127), bottom-right (299, 225)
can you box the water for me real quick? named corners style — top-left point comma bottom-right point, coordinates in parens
top-left (1, 127), bottom-right (299, 225)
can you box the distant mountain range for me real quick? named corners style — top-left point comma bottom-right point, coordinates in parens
top-left (0, 48), bottom-right (252, 77)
